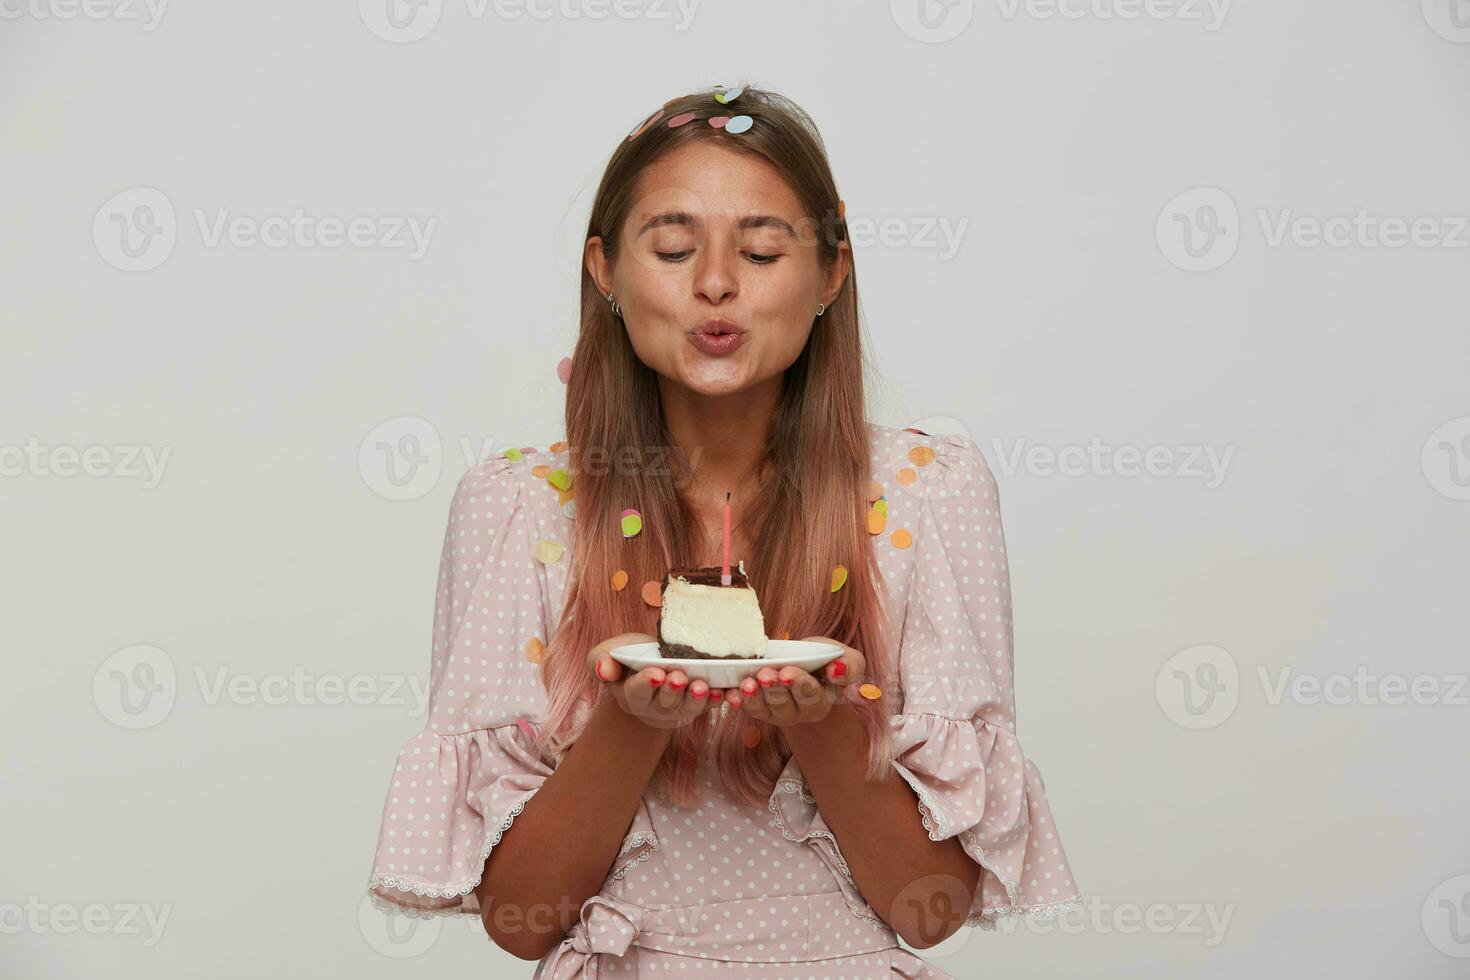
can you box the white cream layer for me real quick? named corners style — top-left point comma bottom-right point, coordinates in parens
top-left (660, 575), bottom-right (769, 658)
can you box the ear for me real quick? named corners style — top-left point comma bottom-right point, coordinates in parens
top-left (820, 240), bottom-right (851, 308)
top-left (585, 236), bottom-right (613, 297)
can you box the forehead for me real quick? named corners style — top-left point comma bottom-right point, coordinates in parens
top-left (627, 141), bottom-right (805, 225)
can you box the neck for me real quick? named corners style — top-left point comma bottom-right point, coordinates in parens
top-left (659, 374), bottom-right (780, 514)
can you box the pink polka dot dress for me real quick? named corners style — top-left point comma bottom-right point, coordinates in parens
top-left (365, 422), bottom-right (1080, 977)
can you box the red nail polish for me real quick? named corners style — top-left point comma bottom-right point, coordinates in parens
top-left (758, 677), bottom-right (773, 687)
top-left (669, 680), bottom-right (685, 690)
top-left (780, 677), bottom-right (794, 686)
top-left (830, 661), bottom-right (846, 680)
top-left (710, 689), bottom-right (724, 700)
top-left (692, 688), bottom-right (707, 699)
top-left (648, 676), bottom-right (662, 687)
top-left (595, 661), bottom-right (606, 681)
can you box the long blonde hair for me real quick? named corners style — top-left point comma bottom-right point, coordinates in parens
top-left (537, 84), bottom-right (896, 808)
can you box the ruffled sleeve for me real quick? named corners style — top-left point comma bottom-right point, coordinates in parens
top-left (365, 455), bottom-right (570, 917)
top-left (887, 431), bottom-right (1079, 926)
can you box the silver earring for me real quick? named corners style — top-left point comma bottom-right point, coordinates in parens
top-left (816, 302), bottom-right (825, 317)
top-left (606, 290), bottom-right (622, 318)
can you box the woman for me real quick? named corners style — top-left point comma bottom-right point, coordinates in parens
top-left (365, 84), bottom-right (1079, 978)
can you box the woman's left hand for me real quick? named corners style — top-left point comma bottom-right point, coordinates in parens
top-left (724, 637), bottom-right (865, 727)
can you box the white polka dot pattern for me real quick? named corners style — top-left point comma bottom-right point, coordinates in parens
top-left (363, 424), bottom-right (1080, 975)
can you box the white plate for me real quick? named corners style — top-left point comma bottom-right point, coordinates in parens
top-left (608, 639), bottom-right (843, 689)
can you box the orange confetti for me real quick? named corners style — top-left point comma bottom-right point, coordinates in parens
top-left (778, 630), bottom-right (791, 641)
top-left (858, 683), bottom-right (882, 700)
top-left (891, 528), bottom-right (913, 549)
top-left (641, 580), bottom-right (663, 607)
top-left (550, 440), bottom-right (567, 453)
top-left (556, 487), bottom-right (575, 506)
top-left (867, 480), bottom-right (883, 503)
top-left (531, 463), bottom-right (551, 479)
top-left (837, 199), bottom-right (846, 220)
top-left (830, 565), bottom-right (848, 593)
top-left (895, 467), bottom-right (917, 486)
top-left (742, 726), bottom-right (762, 748)
top-left (611, 569), bottom-right (629, 591)
top-left (524, 636), bottom-right (545, 664)
top-left (908, 445), bottom-right (935, 467)
top-left (866, 508), bottom-right (886, 535)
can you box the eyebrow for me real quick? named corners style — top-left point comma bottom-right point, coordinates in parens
top-left (635, 210), bottom-right (797, 238)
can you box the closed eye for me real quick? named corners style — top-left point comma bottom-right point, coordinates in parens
top-left (654, 250), bottom-right (784, 265)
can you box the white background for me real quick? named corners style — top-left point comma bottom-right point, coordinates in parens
top-left (3, 0), bottom-right (1469, 976)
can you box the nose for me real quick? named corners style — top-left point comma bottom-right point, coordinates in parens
top-left (692, 232), bottom-right (738, 307)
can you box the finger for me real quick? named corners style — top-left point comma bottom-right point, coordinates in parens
top-left (685, 679), bottom-right (710, 712)
top-left (708, 688), bottom-right (725, 702)
top-left (740, 677), bottom-right (760, 699)
top-left (595, 653), bottom-right (623, 684)
top-left (763, 675), bottom-right (793, 708)
top-left (755, 667), bottom-right (780, 689)
top-left (657, 670), bottom-right (686, 710)
top-left (792, 672), bottom-right (825, 708)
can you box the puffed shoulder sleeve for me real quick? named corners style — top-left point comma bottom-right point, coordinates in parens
top-left (889, 431), bottom-right (1080, 927)
top-left (365, 456), bottom-right (554, 917)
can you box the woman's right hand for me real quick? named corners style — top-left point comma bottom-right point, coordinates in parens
top-left (587, 633), bottom-right (725, 730)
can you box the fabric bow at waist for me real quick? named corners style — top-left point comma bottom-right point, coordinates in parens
top-left (534, 889), bottom-right (900, 977)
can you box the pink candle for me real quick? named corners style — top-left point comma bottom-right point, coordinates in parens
top-left (721, 491), bottom-right (732, 585)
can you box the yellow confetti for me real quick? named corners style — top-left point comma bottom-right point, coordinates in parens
top-left (830, 565), bottom-right (848, 593)
top-left (874, 497), bottom-right (888, 516)
top-left (611, 569), bottom-right (629, 591)
top-left (867, 480), bottom-right (883, 503)
top-left (547, 468), bottom-right (572, 491)
top-left (502, 447), bottom-right (523, 461)
top-left (641, 580), bottom-right (663, 607)
top-left (742, 726), bottom-right (762, 749)
top-left (895, 467), bottom-right (917, 486)
top-left (908, 445), bottom-right (935, 467)
top-left (866, 508), bottom-right (886, 535)
top-left (858, 683), bottom-right (883, 701)
top-left (550, 440), bottom-right (567, 453)
top-left (891, 528), bottom-right (913, 550)
top-left (531, 463), bottom-right (551, 479)
top-left (620, 509), bottom-right (643, 538)
top-left (524, 636), bottom-right (545, 663)
top-left (534, 538), bottom-right (564, 564)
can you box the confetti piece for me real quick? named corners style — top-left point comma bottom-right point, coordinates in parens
top-left (867, 508), bottom-right (886, 535)
top-left (620, 508), bottom-right (643, 538)
top-left (778, 630), bottom-right (790, 641)
top-left (908, 445), bottom-right (936, 467)
top-left (874, 497), bottom-right (888, 516)
top-left (550, 440), bottom-right (567, 453)
top-left (830, 565), bottom-right (848, 593)
top-left (547, 468), bottom-right (572, 491)
top-left (534, 539), bottom-right (564, 564)
top-left (858, 683), bottom-right (882, 701)
top-left (641, 580), bottom-right (663, 607)
top-left (531, 463), bottom-right (551, 479)
top-left (837, 199), bottom-right (846, 220)
top-left (891, 528), bottom-right (913, 549)
top-left (503, 447), bottom-right (523, 461)
top-left (611, 569), bottom-right (629, 591)
top-left (903, 427), bottom-right (931, 436)
top-left (557, 356), bottom-right (573, 383)
top-left (714, 86), bottom-right (743, 104)
top-left (667, 112), bottom-right (697, 128)
top-left (867, 480), bottom-right (883, 503)
top-left (521, 446), bottom-right (538, 454)
top-left (562, 499), bottom-right (576, 520)
top-left (742, 726), bottom-right (761, 748)
top-left (627, 108), bottom-right (664, 140)
top-left (556, 487), bottom-right (575, 507)
top-left (709, 115), bottom-right (731, 129)
top-left (524, 637), bottom-right (545, 663)
top-left (895, 467), bottom-right (917, 486)
top-left (724, 115), bottom-right (753, 134)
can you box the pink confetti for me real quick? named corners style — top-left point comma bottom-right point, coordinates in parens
top-left (556, 356), bottom-right (572, 383)
top-left (708, 116), bottom-right (731, 129)
top-left (667, 112), bottom-right (697, 128)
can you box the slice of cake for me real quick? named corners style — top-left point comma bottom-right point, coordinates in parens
top-left (656, 559), bottom-right (769, 660)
